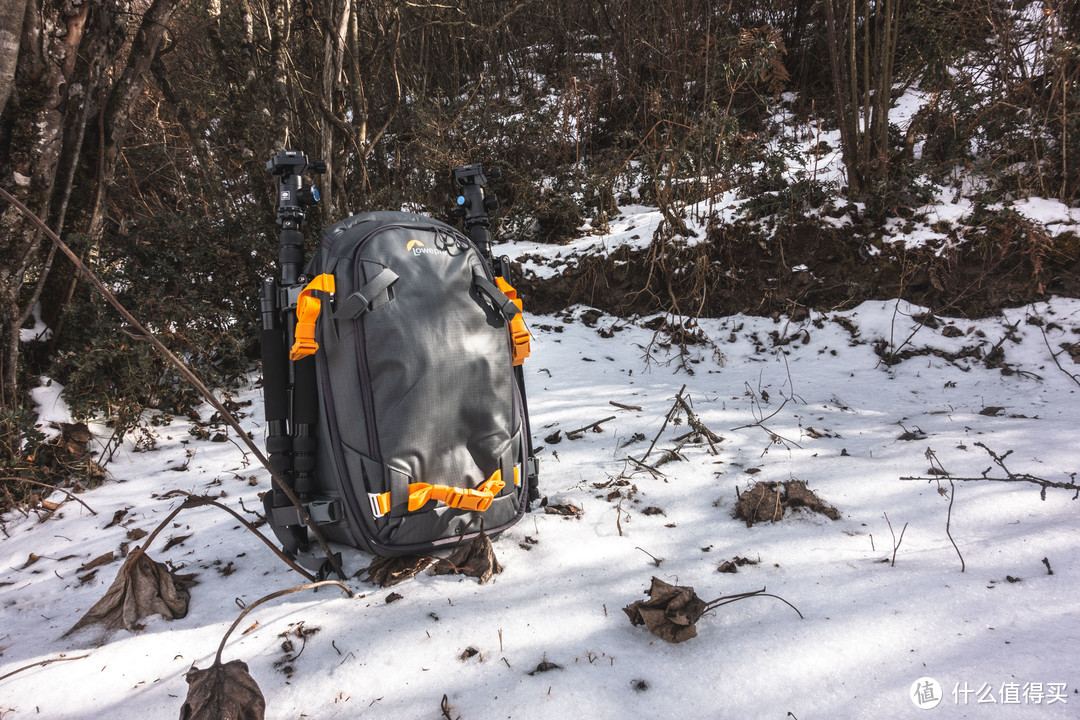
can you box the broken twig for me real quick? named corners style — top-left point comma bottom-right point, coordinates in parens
top-left (0, 654), bottom-right (90, 682)
top-left (566, 416), bottom-right (616, 440)
top-left (2, 476), bottom-right (97, 515)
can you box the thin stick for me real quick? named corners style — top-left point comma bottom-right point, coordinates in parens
top-left (1038, 324), bottom-right (1080, 387)
top-left (883, 512), bottom-right (907, 567)
top-left (624, 455), bottom-right (666, 478)
top-left (566, 416), bottom-right (616, 439)
top-left (634, 547), bottom-right (662, 567)
top-left (215, 581), bottom-right (352, 665)
top-left (138, 498), bottom-right (193, 554)
top-left (160, 490), bottom-right (315, 581)
top-left (0, 187), bottom-right (345, 580)
top-left (639, 385), bottom-right (686, 463)
top-left (674, 393), bottom-right (721, 454)
top-left (1, 476), bottom-right (97, 515)
top-left (0, 653), bottom-right (90, 682)
top-left (945, 477), bottom-right (965, 573)
top-left (704, 587), bottom-right (804, 619)
top-left (610, 401), bottom-right (643, 412)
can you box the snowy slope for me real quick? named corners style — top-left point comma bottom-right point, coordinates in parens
top-left (2, 298), bottom-right (1080, 719)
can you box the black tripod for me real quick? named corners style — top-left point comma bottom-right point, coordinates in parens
top-left (260, 150), bottom-right (325, 553)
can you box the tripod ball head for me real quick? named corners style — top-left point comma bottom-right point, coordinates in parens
top-left (268, 150), bottom-right (324, 226)
top-left (453, 163), bottom-right (501, 230)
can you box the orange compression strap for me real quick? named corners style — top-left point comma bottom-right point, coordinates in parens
top-left (368, 471), bottom-right (508, 518)
top-left (289, 274), bottom-right (336, 360)
top-left (495, 277), bottom-right (531, 365)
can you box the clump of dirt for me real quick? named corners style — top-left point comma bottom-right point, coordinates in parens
top-left (734, 481), bottom-right (840, 527)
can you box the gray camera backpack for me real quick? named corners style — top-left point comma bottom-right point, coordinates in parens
top-left (259, 156), bottom-right (536, 560)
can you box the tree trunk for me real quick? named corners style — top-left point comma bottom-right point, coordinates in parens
top-left (37, 0), bottom-right (180, 341)
top-left (821, 0), bottom-right (905, 201)
top-left (0, 0), bottom-right (94, 413)
top-left (823, 0), bottom-right (862, 196)
top-left (319, 0), bottom-right (351, 223)
top-left (1, 0), bottom-right (179, 445)
top-left (0, 0), bottom-right (29, 121)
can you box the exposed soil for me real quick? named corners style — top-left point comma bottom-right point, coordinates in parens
top-left (734, 480), bottom-right (840, 527)
top-left (520, 217), bottom-right (1080, 320)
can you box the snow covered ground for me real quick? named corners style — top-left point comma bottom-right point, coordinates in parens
top-left (2, 294), bottom-right (1079, 718)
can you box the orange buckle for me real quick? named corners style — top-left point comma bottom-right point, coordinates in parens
top-left (369, 470), bottom-right (509, 518)
top-left (290, 326), bottom-right (319, 360)
top-left (445, 487), bottom-right (494, 512)
top-left (289, 274), bottom-right (336, 360)
top-left (496, 277), bottom-right (531, 365)
top-left (509, 315), bottom-right (531, 365)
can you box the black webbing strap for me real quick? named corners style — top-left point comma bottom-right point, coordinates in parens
top-left (333, 268), bottom-right (399, 320)
top-left (472, 271), bottom-right (520, 321)
top-left (269, 499), bottom-right (345, 528)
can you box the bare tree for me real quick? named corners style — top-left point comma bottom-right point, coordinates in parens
top-left (822, 0), bottom-right (904, 199)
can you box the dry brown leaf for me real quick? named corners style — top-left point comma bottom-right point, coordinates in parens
top-left (179, 660), bottom-right (265, 720)
top-left (431, 532), bottom-right (503, 584)
top-left (543, 503), bottom-right (581, 517)
top-left (363, 554), bottom-right (433, 587)
top-left (163, 534), bottom-right (192, 551)
top-left (77, 551), bottom-right (116, 574)
top-left (104, 508), bottom-right (129, 529)
top-left (623, 577), bottom-right (708, 644)
top-left (528, 659), bottom-right (562, 675)
top-left (65, 549), bottom-right (196, 635)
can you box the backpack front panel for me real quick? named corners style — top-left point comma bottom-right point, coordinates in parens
top-left (316, 216), bottom-right (527, 554)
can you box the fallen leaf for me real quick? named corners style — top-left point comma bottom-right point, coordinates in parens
top-left (527, 659), bottom-right (562, 675)
top-left (543, 503), bottom-right (582, 517)
top-left (431, 532), bottom-right (503, 584)
top-left (179, 660), bottom-right (265, 720)
top-left (104, 508), bottom-right (129, 529)
top-left (78, 551), bottom-right (116, 573)
top-left (363, 554), bottom-right (432, 587)
top-left (163, 534), bottom-right (192, 551)
top-left (623, 577), bottom-right (707, 644)
top-left (65, 549), bottom-right (196, 635)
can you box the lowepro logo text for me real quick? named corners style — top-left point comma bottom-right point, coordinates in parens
top-left (406, 239), bottom-right (442, 256)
